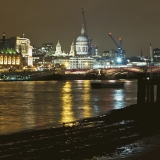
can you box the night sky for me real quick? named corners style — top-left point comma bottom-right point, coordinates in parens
top-left (0, 0), bottom-right (160, 56)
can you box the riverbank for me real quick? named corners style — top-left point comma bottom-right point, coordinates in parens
top-left (0, 71), bottom-right (138, 81)
top-left (0, 102), bottom-right (160, 159)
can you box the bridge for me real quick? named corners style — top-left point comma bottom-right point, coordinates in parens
top-left (101, 66), bottom-right (160, 73)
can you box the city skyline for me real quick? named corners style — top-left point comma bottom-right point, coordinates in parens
top-left (0, 0), bottom-right (160, 56)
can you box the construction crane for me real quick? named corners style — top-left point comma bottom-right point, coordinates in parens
top-left (82, 8), bottom-right (93, 56)
top-left (82, 8), bottom-right (88, 38)
top-left (108, 32), bottom-right (123, 58)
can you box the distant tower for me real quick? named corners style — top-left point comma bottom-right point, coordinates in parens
top-left (69, 40), bottom-right (75, 56)
top-left (2, 32), bottom-right (5, 45)
top-left (55, 40), bottom-right (62, 56)
top-left (150, 43), bottom-right (153, 63)
top-left (95, 45), bottom-right (98, 56)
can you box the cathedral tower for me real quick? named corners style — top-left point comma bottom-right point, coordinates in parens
top-left (69, 40), bottom-right (75, 56)
top-left (55, 40), bottom-right (62, 56)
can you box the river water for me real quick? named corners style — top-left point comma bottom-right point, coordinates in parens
top-left (0, 80), bottom-right (137, 135)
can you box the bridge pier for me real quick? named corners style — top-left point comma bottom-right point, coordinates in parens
top-left (137, 73), bottom-right (146, 104)
top-left (137, 72), bottom-right (160, 105)
top-left (157, 83), bottom-right (160, 103)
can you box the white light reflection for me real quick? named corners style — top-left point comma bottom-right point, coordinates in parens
top-left (113, 89), bottom-right (125, 109)
top-left (93, 105), bottom-right (99, 112)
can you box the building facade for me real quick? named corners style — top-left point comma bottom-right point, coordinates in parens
top-left (75, 25), bottom-right (89, 56)
top-left (67, 25), bottom-right (94, 69)
top-left (53, 57), bottom-right (70, 68)
top-left (10, 35), bottom-right (33, 66)
top-left (0, 51), bottom-right (22, 70)
top-left (42, 43), bottom-right (55, 57)
top-left (69, 57), bottom-right (94, 69)
top-left (153, 48), bottom-right (160, 62)
top-left (0, 33), bottom-right (22, 70)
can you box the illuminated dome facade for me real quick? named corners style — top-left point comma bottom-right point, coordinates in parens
top-left (76, 35), bottom-right (88, 42)
top-left (76, 26), bottom-right (89, 55)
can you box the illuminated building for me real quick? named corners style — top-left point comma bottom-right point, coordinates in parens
top-left (53, 57), bottom-right (70, 67)
top-left (55, 40), bottom-right (68, 57)
top-left (75, 25), bottom-right (89, 56)
top-left (68, 40), bottom-right (75, 57)
top-left (32, 25), bottom-right (94, 69)
top-left (32, 46), bottom-right (43, 55)
top-left (103, 49), bottom-right (117, 58)
top-left (153, 48), bottom-right (160, 62)
top-left (51, 25), bottom-right (93, 69)
top-left (68, 25), bottom-right (94, 69)
top-left (103, 49), bottom-right (126, 59)
top-left (41, 43), bottom-right (55, 57)
top-left (10, 35), bottom-right (33, 66)
top-left (55, 40), bottom-right (62, 56)
top-left (0, 33), bottom-right (22, 70)
top-left (69, 57), bottom-right (93, 69)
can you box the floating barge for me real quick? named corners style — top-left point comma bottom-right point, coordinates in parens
top-left (90, 80), bottom-right (125, 89)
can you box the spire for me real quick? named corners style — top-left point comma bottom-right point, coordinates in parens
top-left (81, 24), bottom-right (85, 35)
top-left (56, 40), bottom-right (61, 47)
top-left (3, 32), bottom-right (5, 45)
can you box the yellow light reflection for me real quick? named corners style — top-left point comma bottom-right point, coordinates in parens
top-left (82, 81), bottom-right (91, 117)
top-left (0, 82), bottom-right (36, 135)
top-left (0, 109), bottom-right (23, 135)
top-left (61, 82), bottom-right (75, 123)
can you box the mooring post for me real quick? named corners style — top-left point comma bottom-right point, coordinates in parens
top-left (157, 83), bottom-right (160, 103)
top-left (149, 73), bottom-right (154, 103)
top-left (150, 82), bottom-right (154, 103)
top-left (156, 73), bottom-right (160, 104)
top-left (137, 73), bottom-right (146, 104)
top-left (146, 83), bottom-right (149, 103)
top-left (146, 73), bottom-right (149, 103)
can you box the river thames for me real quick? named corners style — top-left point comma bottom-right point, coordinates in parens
top-left (0, 80), bottom-right (137, 135)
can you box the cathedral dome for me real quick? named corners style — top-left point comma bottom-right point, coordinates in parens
top-left (76, 26), bottom-right (89, 43)
top-left (75, 25), bottom-right (89, 55)
top-left (76, 35), bottom-right (88, 42)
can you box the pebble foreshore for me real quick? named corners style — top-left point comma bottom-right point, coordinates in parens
top-left (0, 103), bottom-right (160, 159)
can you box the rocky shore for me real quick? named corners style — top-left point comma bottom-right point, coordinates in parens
top-left (0, 102), bottom-right (160, 159)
